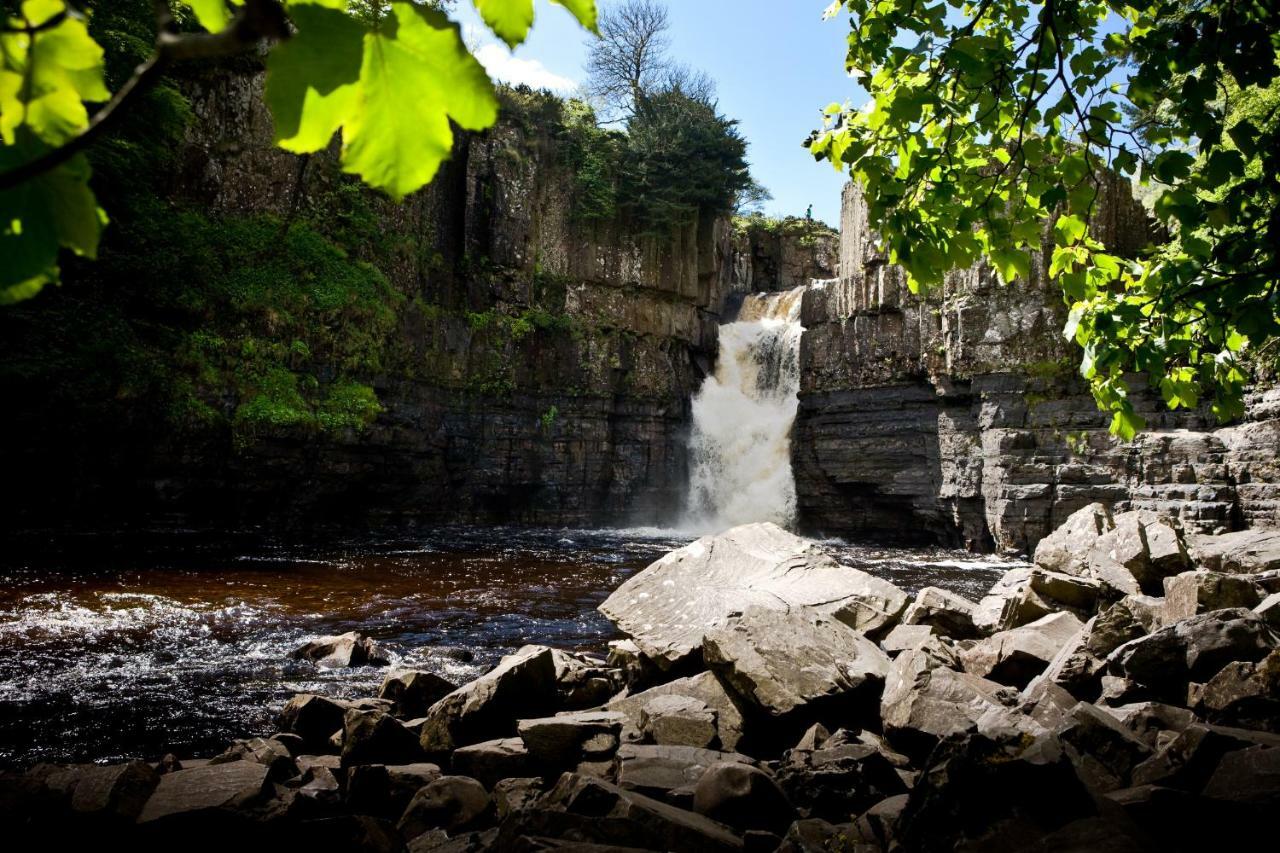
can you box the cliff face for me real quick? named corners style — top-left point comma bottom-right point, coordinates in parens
top-left (0, 72), bottom-right (733, 534)
top-left (729, 218), bottom-right (838, 294)
top-left (793, 182), bottom-right (1280, 552)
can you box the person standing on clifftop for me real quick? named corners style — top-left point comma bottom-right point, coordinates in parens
top-left (806, 204), bottom-right (813, 221)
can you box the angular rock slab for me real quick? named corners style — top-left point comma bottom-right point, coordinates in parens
top-left (703, 606), bottom-right (891, 720)
top-left (1034, 502), bottom-right (1115, 576)
top-left (600, 523), bottom-right (907, 669)
top-left (136, 761), bottom-right (271, 824)
top-left (960, 612), bottom-right (1085, 688)
top-left (1190, 528), bottom-right (1280, 574)
top-left (606, 670), bottom-right (746, 751)
top-left (419, 645), bottom-right (558, 754)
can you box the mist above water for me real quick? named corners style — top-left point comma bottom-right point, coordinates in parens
top-left (683, 285), bottom-right (811, 533)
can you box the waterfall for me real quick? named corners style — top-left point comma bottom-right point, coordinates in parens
top-left (683, 284), bottom-right (813, 532)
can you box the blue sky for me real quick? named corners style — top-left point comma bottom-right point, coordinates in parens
top-left (453, 1), bottom-right (863, 226)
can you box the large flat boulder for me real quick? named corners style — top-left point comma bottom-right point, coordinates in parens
top-left (1190, 529), bottom-right (1280, 574)
top-left (419, 645), bottom-right (558, 754)
top-left (1162, 571), bottom-right (1262, 624)
top-left (973, 567), bottom-right (1100, 634)
top-left (136, 761), bottom-right (271, 825)
top-left (702, 606), bottom-right (890, 722)
top-left (960, 612), bottom-right (1085, 688)
top-left (1034, 503), bottom-right (1115, 576)
top-left (599, 523), bottom-right (907, 669)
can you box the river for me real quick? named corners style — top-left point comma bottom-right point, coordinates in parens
top-left (0, 527), bottom-right (1020, 768)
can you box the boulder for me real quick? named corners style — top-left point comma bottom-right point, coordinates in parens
top-left (777, 818), bottom-right (876, 853)
top-left (209, 737), bottom-right (298, 782)
top-left (880, 623), bottom-right (936, 653)
top-left (1106, 608), bottom-right (1280, 703)
top-left (901, 587), bottom-right (979, 639)
top-left (1034, 503), bottom-right (1115, 576)
top-left (973, 567), bottom-right (1101, 634)
top-left (1201, 745), bottom-right (1280, 810)
top-left (451, 738), bottom-right (532, 788)
top-left (775, 741), bottom-right (908, 821)
top-left (342, 709), bottom-right (426, 768)
top-left (291, 631), bottom-right (389, 668)
top-left (290, 816), bottom-right (404, 852)
top-left (693, 762), bottom-right (796, 835)
top-left (1130, 722), bottom-right (1280, 790)
top-left (136, 761), bottom-right (272, 825)
top-left (1098, 703), bottom-right (1198, 748)
top-left (1086, 511), bottom-right (1190, 596)
top-left (397, 776), bottom-right (492, 839)
top-left (607, 639), bottom-right (661, 690)
top-left (599, 523), bottom-right (908, 670)
top-left (492, 776), bottom-right (544, 820)
top-left (419, 645), bottom-right (557, 754)
top-left (854, 793), bottom-right (908, 850)
top-left (880, 639), bottom-right (1012, 760)
top-left (961, 612), bottom-right (1085, 688)
top-left (614, 744), bottom-right (752, 803)
top-left (641, 695), bottom-right (718, 749)
top-left (1189, 528), bottom-right (1280, 574)
top-left (31, 761), bottom-right (159, 822)
top-left (1054, 701), bottom-right (1152, 793)
top-left (346, 763), bottom-right (442, 818)
top-left (606, 671), bottom-right (746, 751)
top-left (1162, 571), bottom-right (1262, 625)
top-left (516, 711), bottom-right (624, 767)
top-left (550, 649), bottom-right (621, 710)
top-left (378, 670), bottom-right (457, 719)
top-left (1255, 592), bottom-right (1280, 628)
top-left (1195, 648), bottom-right (1280, 731)
top-left (702, 606), bottom-right (890, 724)
top-left (1019, 678), bottom-right (1082, 730)
top-left (278, 694), bottom-right (351, 752)
top-left (540, 772), bottom-right (743, 853)
top-left (896, 732), bottom-right (1097, 852)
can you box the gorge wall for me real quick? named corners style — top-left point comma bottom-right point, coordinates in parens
top-left (792, 181), bottom-right (1280, 552)
top-left (0, 68), bottom-right (733, 535)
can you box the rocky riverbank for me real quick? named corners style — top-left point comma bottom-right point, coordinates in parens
top-left (4, 516), bottom-right (1279, 851)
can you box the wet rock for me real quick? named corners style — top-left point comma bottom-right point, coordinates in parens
top-left (599, 523), bottom-right (908, 670)
top-left (974, 567), bottom-right (1101, 634)
top-left (136, 760), bottom-right (272, 825)
top-left (897, 732), bottom-right (1097, 852)
top-left (901, 586), bottom-right (979, 639)
top-left (291, 631), bottom-right (389, 668)
top-left (693, 762), bottom-right (796, 835)
top-left (1195, 648), bottom-right (1280, 731)
top-left (342, 709), bottom-right (426, 768)
top-left (452, 738), bottom-right (532, 788)
top-left (881, 638), bottom-right (1011, 760)
top-left (540, 772), bottom-right (743, 853)
top-left (379, 670), bottom-right (458, 719)
top-left (1162, 571), bottom-right (1262, 624)
top-left (1106, 608), bottom-right (1280, 703)
top-left (1034, 503), bottom-right (1115, 576)
top-left (550, 649), bottom-right (621, 711)
top-left (1054, 701), bottom-right (1152, 793)
top-left (702, 606), bottom-right (890, 724)
top-left (278, 694), bottom-right (351, 752)
top-left (961, 612), bottom-right (1085, 688)
top-left (606, 671), bottom-right (746, 751)
top-left (346, 763), bottom-right (441, 818)
top-left (1189, 528), bottom-right (1280, 574)
top-left (419, 645), bottom-right (557, 754)
top-left (775, 741), bottom-right (908, 821)
top-left (640, 695), bottom-right (718, 749)
top-left (614, 744), bottom-right (752, 803)
top-left (397, 776), bottom-right (492, 839)
top-left (517, 711), bottom-right (624, 767)
top-left (210, 737), bottom-right (299, 783)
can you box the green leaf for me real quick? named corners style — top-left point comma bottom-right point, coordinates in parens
top-left (474, 0), bottom-right (536, 49)
top-left (991, 247), bottom-right (1031, 284)
top-left (266, 2), bottom-right (499, 200)
top-left (550, 0), bottom-right (598, 33)
top-left (1109, 408), bottom-right (1145, 441)
top-left (1054, 214), bottom-right (1087, 245)
top-left (0, 136), bottom-right (105, 294)
top-left (182, 1), bottom-right (232, 33)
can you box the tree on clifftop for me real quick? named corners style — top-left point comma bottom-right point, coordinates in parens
top-left (0, 0), bottom-right (597, 305)
top-left (809, 0), bottom-right (1280, 438)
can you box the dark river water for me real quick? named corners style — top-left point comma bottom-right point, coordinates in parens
top-left (0, 527), bottom-right (1021, 768)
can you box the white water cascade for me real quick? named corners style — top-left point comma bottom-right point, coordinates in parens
top-left (683, 284), bottom-right (817, 532)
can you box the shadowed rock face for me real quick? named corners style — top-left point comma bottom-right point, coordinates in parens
top-left (792, 180), bottom-right (1280, 552)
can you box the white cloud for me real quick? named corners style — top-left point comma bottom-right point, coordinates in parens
top-left (474, 43), bottom-right (579, 94)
